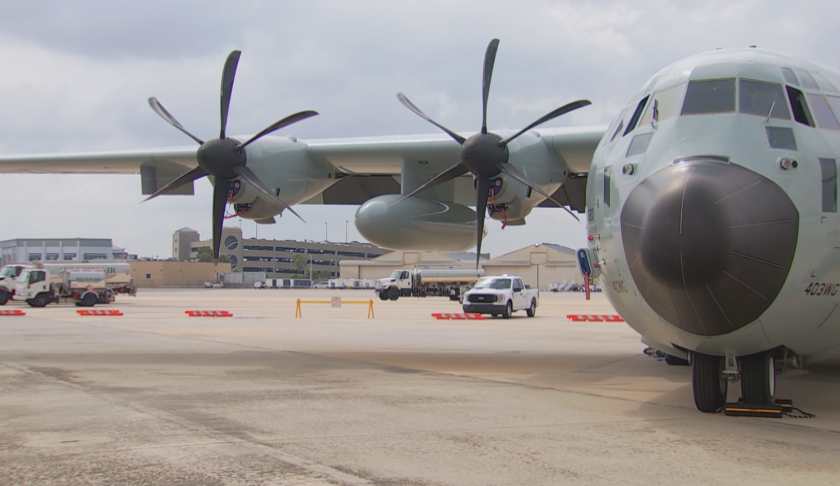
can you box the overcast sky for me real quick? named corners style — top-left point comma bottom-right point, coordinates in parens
top-left (0, 0), bottom-right (837, 259)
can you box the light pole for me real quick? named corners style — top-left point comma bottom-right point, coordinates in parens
top-left (345, 220), bottom-right (348, 243)
top-left (324, 222), bottom-right (328, 242)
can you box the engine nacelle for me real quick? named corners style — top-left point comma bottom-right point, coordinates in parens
top-left (487, 196), bottom-right (532, 223)
top-left (355, 195), bottom-right (478, 251)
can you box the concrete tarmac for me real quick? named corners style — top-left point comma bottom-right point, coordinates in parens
top-left (1, 289), bottom-right (839, 485)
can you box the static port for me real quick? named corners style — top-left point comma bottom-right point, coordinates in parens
top-left (778, 157), bottom-right (797, 170)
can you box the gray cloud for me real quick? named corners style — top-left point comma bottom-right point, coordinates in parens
top-left (1, 0), bottom-right (838, 259)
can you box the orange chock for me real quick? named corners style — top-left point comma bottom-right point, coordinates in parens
top-left (431, 313), bottom-right (486, 320)
top-left (76, 309), bottom-right (124, 316)
top-left (0, 309), bottom-right (26, 316)
top-left (185, 310), bottom-right (233, 317)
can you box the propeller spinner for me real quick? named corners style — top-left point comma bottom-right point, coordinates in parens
top-left (393, 39), bottom-right (590, 268)
top-left (144, 50), bottom-right (318, 261)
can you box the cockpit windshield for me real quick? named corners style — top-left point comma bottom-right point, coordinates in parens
top-left (739, 79), bottom-right (790, 119)
top-left (473, 277), bottom-right (512, 290)
top-left (681, 79), bottom-right (736, 115)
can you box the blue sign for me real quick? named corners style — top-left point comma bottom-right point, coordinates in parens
top-left (577, 249), bottom-right (592, 276)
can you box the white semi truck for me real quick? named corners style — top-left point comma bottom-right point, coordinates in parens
top-left (0, 262), bottom-right (135, 305)
top-left (375, 267), bottom-right (485, 301)
top-left (12, 268), bottom-right (115, 307)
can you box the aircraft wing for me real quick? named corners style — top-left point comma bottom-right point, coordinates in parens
top-left (0, 125), bottom-right (605, 202)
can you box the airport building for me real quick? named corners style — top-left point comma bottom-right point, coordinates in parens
top-left (172, 228), bottom-right (200, 262)
top-left (0, 238), bottom-right (132, 264)
top-left (187, 228), bottom-right (389, 278)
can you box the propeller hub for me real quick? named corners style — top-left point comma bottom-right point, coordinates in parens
top-left (197, 138), bottom-right (246, 180)
top-left (461, 133), bottom-right (507, 178)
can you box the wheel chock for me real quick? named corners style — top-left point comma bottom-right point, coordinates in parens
top-left (723, 402), bottom-right (783, 418)
top-left (185, 310), bottom-right (233, 317)
top-left (431, 313), bottom-right (486, 320)
top-left (76, 309), bottom-right (124, 316)
top-left (0, 309), bottom-right (26, 316)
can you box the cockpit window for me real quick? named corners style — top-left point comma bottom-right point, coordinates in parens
top-left (638, 82), bottom-right (685, 126)
top-left (681, 79), bottom-right (736, 115)
top-left (806, 94), bottom-right (840, 130)
top-left (794, 69), bottom-right (820, 90)
top-left (781, 67), bottom-right (799, 86)
top-left (787, 86), bottom-right (815, 127)
top-left (824, 96), bottom-right (840, 125)
top-left (811, 72), bottom-right (838, 93)
top-left (623, 95), bottom-right (650, 136)
top-left (739, 79), bottom-right (790, 119)
top-left (609, 106), bottom-right (632, 142)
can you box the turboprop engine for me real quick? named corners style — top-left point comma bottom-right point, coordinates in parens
top-left (355, 195), bottom-right (479, 251)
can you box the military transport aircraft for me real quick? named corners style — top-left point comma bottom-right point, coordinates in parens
top-left (1, 40), bottom-right (839, 414)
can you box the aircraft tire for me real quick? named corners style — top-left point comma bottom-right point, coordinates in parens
top-left (739, 351), bottom-right (775, 405)
top-left (692, 352), bottom-right (727, 413)
top-left (665, 354), bottom-right (690, 366)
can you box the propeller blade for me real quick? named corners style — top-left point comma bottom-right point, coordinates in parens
top-left (212, 179), bottom-right (229, 262)
top-left (498, 164), bottom-right (580, 222)
top-left (474, 178), bottom-right (492, 270)
top-left (389, 161), bottom-right (468, 207)
top-left (220, 50), bottom-right (242, 139)
top-left (232, 166), bottom-right (306, 223)
top-left (236, 110), bottom-right (319, 150)
top-left (148, 97), bottom-right (205, 145)
top-left (501, 99), bottom-right (592, 146)
top-left (142, 166), bottom-right (207, 202)
top-left (481, 39), bottom-right (500, 134)
top-left (397, 93), bottom-right (466, 144)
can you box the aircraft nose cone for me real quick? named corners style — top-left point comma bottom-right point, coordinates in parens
top-left (621, 159), bottom-right (799, 337)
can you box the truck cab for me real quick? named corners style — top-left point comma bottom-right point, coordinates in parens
top-left (375, 270), bottom-right (414, 300)
top-left (0, 264), bottom-right (28, 304)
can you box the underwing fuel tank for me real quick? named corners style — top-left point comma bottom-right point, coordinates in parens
top-left (355, 195), bottom-right (479, 251)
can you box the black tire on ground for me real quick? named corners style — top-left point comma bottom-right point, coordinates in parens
top-left (491, 313), bottom-right (499, 317)
top-left (665, 354), bottom-right (690, 366)
top-left (692, 352), bottom-right (728, 413)
top-left (378, 292), bottom-right (389, 301)
top-left (526, 299), bottom-right (536, 317)
top-left (0, 290), bottom-right (9, 305)
top-left (80, 292), bottom-right (97, 307)
top-left (29, 293), bottom-right (49, 308)
top-left (739, 351), bottom-right (776, 405)
top-left (502, 301), bottom-right (513, 319)
top-left (387, 287), bottom-right (400, 301)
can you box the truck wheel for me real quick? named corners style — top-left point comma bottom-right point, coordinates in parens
top-left (378, 292), bottom-right (389, 301)
top-left (502, 301), bottom-right (513, 319)
top-left (0, 290), bottom-right (9, 305)
top-left (526, 299), bottom-right (536, 317)
top-left (79, 293), bottom-right (97, 307)
top-left (387, 287), bottom-right (400, 301)
top-left (29, 293), bottom-right (49, 308)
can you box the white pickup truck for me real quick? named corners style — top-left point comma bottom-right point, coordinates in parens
top-left (462, 275), bottom-right (539, 318)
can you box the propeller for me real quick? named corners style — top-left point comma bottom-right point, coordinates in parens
top-left (393, 39), bottom-right (591, 268)
top-left (144, 50), bottom-right (318, 262)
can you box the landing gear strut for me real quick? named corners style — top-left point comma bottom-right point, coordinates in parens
top-left (692, 352), bottom-right (728, 413)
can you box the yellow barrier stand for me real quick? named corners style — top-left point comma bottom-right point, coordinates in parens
top-left (295, 298), bottom-right (374, 318)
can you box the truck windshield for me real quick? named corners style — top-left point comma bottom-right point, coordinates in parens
top-left (389, 271), bottom-right (402, 279)
top-left (0, 266), bottom-right (21, 278)
top-left (473, 277), bottom-right (511, 289)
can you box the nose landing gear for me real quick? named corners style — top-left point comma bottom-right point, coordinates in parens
top-left (692, 349), bottom-right (786, 414)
